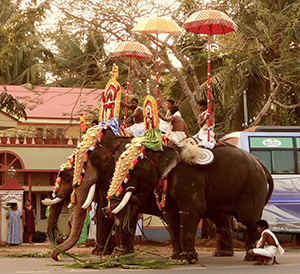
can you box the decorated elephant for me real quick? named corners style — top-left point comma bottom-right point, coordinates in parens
top-left (44, 127), bottom-right (133, 260)
top-left (107, 144), bottom-right (273, 263)
top-left (43, 168), bottom-right (74, 243)
top-left (44, 126), bottom-right (164, 261)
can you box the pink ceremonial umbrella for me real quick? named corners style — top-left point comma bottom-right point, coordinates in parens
top-left (182, 10), bottom-right (237, 141)
top-left (109, 41), bottom-right (153, 122)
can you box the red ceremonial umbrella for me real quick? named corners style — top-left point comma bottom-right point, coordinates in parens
top-left (132, 17), bottom-right (182, 110)
top-left (182, 10), bottom-right (237, 141)
top-left (109, 41), bottom-right (153, 122)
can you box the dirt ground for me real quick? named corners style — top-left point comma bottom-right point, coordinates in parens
top-left (0, 237), bottom-right (299, 256)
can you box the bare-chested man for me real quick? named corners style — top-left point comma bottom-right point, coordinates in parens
top-left (159, 99), bottom-right (181, 133)
top-left (121, 98), bottom-right (145, 137)
top-left (159, 106), bottom-right (189, 147)
top-left (248, 219), bottom-right (285, 265)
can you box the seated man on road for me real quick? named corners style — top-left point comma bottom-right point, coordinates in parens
top-left (159, 106), bottom-right (189, 147)
top-left (248, 219), bottom-right (285, 265)
top-left (122, 98), bottom-right (145, 137)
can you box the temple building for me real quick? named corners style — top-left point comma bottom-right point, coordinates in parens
top-left (0, 85), bottom-right (102, 235)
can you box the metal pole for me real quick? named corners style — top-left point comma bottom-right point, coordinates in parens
top-left (207, 33), bottom-right (211, 142)
top-left (156, 33), bottom-right (159, 110)
top-left (243, 90), bottom-right (248, 129)
top-left (123, 57), bottom-right (132, 123)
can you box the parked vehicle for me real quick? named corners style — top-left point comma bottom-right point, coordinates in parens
top-left (220, 126), bottom-right (300, 240)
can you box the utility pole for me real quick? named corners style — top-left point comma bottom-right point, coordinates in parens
top-left (243, 90), bottom-right (248, 129)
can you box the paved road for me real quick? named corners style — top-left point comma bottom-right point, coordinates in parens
top-left (1, 250), bottom-right (300, 274)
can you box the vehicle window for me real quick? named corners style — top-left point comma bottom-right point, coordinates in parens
top-left (251, 151), bottom-right (271, 172)
top-left (251, 150), bottom-right (295, 173)
top-left (272, 151), bottom-right (294, 173)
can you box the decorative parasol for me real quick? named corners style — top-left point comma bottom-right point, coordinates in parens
top-left (132, 17), bottom-right (182, 110)
top-left (182, 10), bottom-right (237, 141)
top-left (109, 41), bottom-right (153, 123)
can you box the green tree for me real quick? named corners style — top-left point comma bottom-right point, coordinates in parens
top-left (49, 32), bottom-right (113, 88)
top-left (0, 86), bottom-right (27, 119)
top-left (214, 0), bottom-right (300, 130)
top-left (43, 0), bottom-right (300, 131)
top-left (0, 0), bottom-right (53, 85)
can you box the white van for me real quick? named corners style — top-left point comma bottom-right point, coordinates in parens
top-left (220, 126), bottom-right (300, 235)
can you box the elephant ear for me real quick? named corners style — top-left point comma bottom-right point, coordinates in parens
top-left (113, 137), bottom-right (132, 163)
top-left (151, 147), bottom-right (180, 179)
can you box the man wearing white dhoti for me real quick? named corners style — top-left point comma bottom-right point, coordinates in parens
top-left (194, 93), bottom-right (215, 149)
top-left (159, 106), bottom-right (189, 147)
top-left (159, 99), bottom-right (182, 133)
top-left (248, 219), bottom-right (285, 265)
top-left (122, 98), bottom-right (145, 137)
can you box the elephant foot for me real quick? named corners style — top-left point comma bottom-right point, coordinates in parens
top-left (244, 252), bottom-right (258, 261)
top-left (169, 252), bottom-right (181, 261)
top-left (212, 248), bottom-right (234, 257)
top-left (111, 247), bottom-right (134, 258)
top-left (179, 251), bottom-right (198, 264)
top-left (92, 245), bottom-right (114, 255)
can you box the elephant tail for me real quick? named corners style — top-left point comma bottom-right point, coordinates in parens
top-left (263, 163), bottom-right (274, 205)
top-left (255, 157), bottom-right (274, 205)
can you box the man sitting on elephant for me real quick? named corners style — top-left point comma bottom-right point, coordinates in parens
top-left (121, 98), bottom-right (145, 137)
top-left (158, 106), bottom-right (189, 147)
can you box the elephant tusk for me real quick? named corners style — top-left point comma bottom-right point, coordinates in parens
top-left (41, 197), bottom-right (63, 206)
top-left (81, 184), bottom-right (96, 209)
top-left (67, 203), bottom-right (74, 209)
top-left (112, 191), bottom-right (132, 214)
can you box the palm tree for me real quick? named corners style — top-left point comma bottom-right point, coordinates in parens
top-left (213, 0), bottom-right (300, 130)
top-left (50, 33), bottom-right (114, 88)
top-left (0, 0), bottom-right (53, 85)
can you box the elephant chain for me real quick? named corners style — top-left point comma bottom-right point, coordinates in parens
top-left (114, 246), bottom-right (134, 253)
top-left (204, 166), bottom-right (209, 190)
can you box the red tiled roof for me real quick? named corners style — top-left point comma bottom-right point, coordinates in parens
top-left (1, 85), bottom-right (104, 120)
top-left (0, 178), bottom-right (24, 190)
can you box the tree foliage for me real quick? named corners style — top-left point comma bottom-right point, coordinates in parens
top-left (0, 87), bottom-right (27, 119)
top-left (1, 0), bottom-right (299, 129)
top-left (0, 0), bottom-right (53, 85)
top-left (215, 0), bottom-right (300, 130)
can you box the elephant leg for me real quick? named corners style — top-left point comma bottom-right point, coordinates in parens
top-left (207, 211), bottom-right (234, 257)
top-left (111, 207), bottom-right (137, 258)
top-left (111, 218), bottom-right (135, 258)
top-left (92, 203), bottom-right (115, 255)
top-left (162, 199), bottom-right (181, 260)
top-left (236, 193), bottom-right (262, 261)
top-left (177, 202), bottom-right (202, 264)
top-left (242, 222), bottom-right (260, 261)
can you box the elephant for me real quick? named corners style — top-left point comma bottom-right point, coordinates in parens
top-left (43, 169), bottom-right (74, 244)
top-left (46, 128), bottom-right (132, 260)
top-left (46, 127), bottom-right (163, 261)
top-left (107, 144), bottom-right (274, 263)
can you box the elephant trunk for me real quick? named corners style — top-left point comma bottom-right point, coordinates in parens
top-left (51, 206), bottom-right (87, 261)
top-left (47, 201), bottom-right (64, 241)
